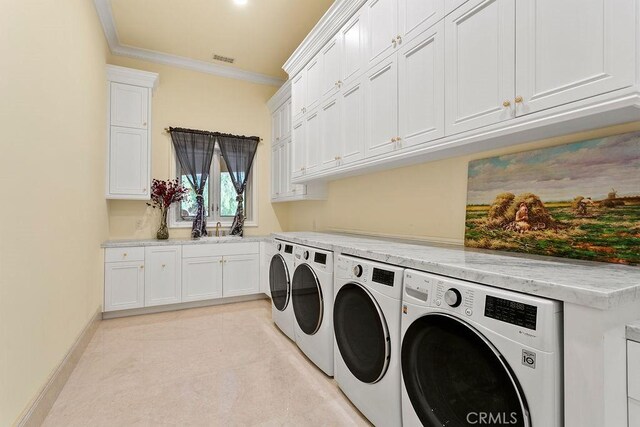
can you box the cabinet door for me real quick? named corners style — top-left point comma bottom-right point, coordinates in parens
top-left (445, 0), bottom-right (515, 135)
top-left (366, 0), bottom-right (399, 67)
top-left (398, 21), bottom-right (445, 149)
top-left (182, 256), bottom-right (223, 302)
top-left (108, 126), bottom-right (149, 198)
top-left (271, 144), bottom-right (280, 199)
top-left (222, 254), bottom-right (260, 297)
top-left (341, 7), bottom-right (367, 87)
top-left (398, 0), bottom-right (444, 44)
top-left (282, 100), bottom-right (292, 140)
top-left (321, 35), bottom-right (342, 99)
top-left (304, 110), bottom-right (322, 175)
top-left (291, 120), bottom-right (305, 179)
top-left (291, 72), bottom-right (306, 122)
top-left (305, 55), bottom-right (322, 112)
top-left (340, 79), bottom-right (365, 165)
top-left (104, 261), bottom-right (144, 311)
top-left (320, 96), bottom-right (341, 170)
top-left (515, 0), bottom-right (635, 116)
top-left (365, 55), bottom-right (399, 158)
top-left (110, 82), bottom-right (148, 129)
top-left (271, 110), bottom-right (282, 143)
top-left (630, 398), bottom-right (640, 427)
top-left (280, 142), bottom-right (292, 196)
top-left (144, 246), bottom-right (181, 307)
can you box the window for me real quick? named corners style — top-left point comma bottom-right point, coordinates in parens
top-left (171, 148), bottom-right (255, 228)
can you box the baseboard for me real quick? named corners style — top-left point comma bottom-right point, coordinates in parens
top-left (16, 308), bottom-right (102, 427)
top-left (102, 293), bottom-right (269, 319)
top-left (324, 227), bottom-right (464, 246)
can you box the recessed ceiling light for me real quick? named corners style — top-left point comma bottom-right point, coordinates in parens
top-left (234, 0), bottom-right (248, 6)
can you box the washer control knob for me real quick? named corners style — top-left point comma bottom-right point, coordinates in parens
top-left (465, 308), bottom-right (473, 316)
top-left (353, 265), bottom-right (363, 278)
top-left (303, 250), bottom-right (310, 260)
top-left (277, 243), bottom-right (282, 251)
top-left (444, 288), bottom-right (462, 308)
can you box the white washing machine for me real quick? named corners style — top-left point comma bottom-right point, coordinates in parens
top-left (401, 269), bottom-right (563, 427)
top-left (333, 255), bottom-right (405, 427)
top-left (291, 244), bottom-right (334, 376)
top-left (268, 239), bottom-right (296, 341)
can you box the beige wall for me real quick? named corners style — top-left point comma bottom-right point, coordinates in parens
top-left (106, 56), bottom-right (289, 239)
top-left (285, 122), bottom-right (640, 244)
top-left (0, 0), bottom-right (109, 425)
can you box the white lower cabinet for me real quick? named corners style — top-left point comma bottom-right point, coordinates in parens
top-left (629, 341), bottom-right (640, 426)
top-left (182, 256), bottom-right (223, 302)
top-left (104, 261), bottom-right (145, 311)
top-left (222, 254), bottom-right (260, 297)
top-left (144, 246), bottom-right (182, 307)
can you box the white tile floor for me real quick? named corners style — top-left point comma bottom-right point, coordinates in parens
top-left (43, 299), bottom-right (370, 426)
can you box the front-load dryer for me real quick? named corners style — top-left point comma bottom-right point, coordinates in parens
top-left (400, 269), bottom-right (563, 427)
top-left (291, 244), bottom-right (334, 376)
top-left (268, 239), bottom-right (296, 341)
top-left (333, 255), bottom-right (405, 426)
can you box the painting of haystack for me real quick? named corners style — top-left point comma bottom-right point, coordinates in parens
top-left (465, 131), bottom-right (640, 265)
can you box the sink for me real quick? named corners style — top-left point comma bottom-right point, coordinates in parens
top-left (197, 235), bottom-right (241, 241)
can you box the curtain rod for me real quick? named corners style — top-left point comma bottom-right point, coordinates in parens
top-left (164, 127), bottom-right (262, 142)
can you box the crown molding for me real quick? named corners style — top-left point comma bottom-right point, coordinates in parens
top-left (267, 80), bottom-right (292, 112)
top-left (93, 0), bottom-right (285, 87)
top-left (282, 0), bottom-right (367, 78)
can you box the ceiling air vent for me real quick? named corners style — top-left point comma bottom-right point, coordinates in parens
top-left (213, 54), bottom-right (235, 64)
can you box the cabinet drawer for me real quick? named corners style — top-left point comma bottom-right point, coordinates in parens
top-left (105, 247), bottom-right (144, 263)
top-left (182, 242), bottom-right (259, 258)
top-left (629, 341), bottom-right (640, 401)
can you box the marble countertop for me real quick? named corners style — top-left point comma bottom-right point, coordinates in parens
top-left (271, 232), bottom-right (640, 310)
top-left (102, 236), bottom-right (269, 248)
top-left (628, 322), bottom-right (640, 342)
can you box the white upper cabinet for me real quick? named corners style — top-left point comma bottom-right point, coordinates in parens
top-left (305, 55), bottom-right (323, 112)
top-left (320, 96), bottom-right (342, 170)
top-left (144, 246), bottom-right (182, 307)
top-left (109, 127), bottom-right (149, 197)
top-left (365, 55), bottom-right (399, 158)
top-left (515, 0), bottom-right (636, 115)
top-left (445, 0), bottom-right (515, 135)
top-left (282, 99), bottom-right (292, 140)
top-left (398, 21), bottom-right (445, 148)
top-left (321, 35), bottom-right (342, 99)
top-left (110, 83), bottom-right (149, 130)
top-left (272, 108), bottom-right (282, 143)
top-left (291, 71), bottom-right (306, 122)
top-left (340, 79), bottom-right (365, 165)
top-left (291, 120), bottom-right (306, 179)
top-left (340, 7), bottom-right (367, 87)
top-left (106, 65), bottom-right (157, 200)
top-left (366, 0), bottom-right (399, 68)
top-left (304, 110), bottom-right (322, 175)
top-left (398, 0), bottom-right (444, 44)
top-left (445, 0), bottom-right (470, 15)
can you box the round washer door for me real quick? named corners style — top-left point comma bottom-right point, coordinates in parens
top-left (291, 263), bottom-right (323, 335)
top-left (401, 314), bottom-right (529, 427)
top-left (334, 282), bottom-right (390, 384)
top-left (269, 254), bottom-right (290, 311)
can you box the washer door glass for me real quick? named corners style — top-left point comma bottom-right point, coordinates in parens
top-left (269, 254), bottom-right (289, 311)
top-left (291, 264), bottom-right (323, 335)
top-left (334, 283), bottom-right (390, 384)
top-left (401, 314), bottom-right (528, 427)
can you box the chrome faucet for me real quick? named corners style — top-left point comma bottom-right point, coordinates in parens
top-left (215, 222), bottom-right (222, 237)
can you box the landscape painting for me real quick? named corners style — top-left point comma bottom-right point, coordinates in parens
top-left (465, 131), bottom-right (640, 265)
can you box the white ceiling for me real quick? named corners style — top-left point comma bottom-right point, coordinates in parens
top-left (107, 0), bottom-right (335, 82)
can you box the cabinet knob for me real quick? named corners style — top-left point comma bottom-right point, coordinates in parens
top-left (391, 137), bottom-right (397, 143)
top-left (396, 35), bottom-right (402, 44)
top-left (143, 122), bottom-right (147, 127)
top-left (123, 253), bottom-right (127, 257)
top-left (392, 38), bottom-right (397, 47)
top-left (162, 264), bottom-right (166, 268)
top-left (515, 96), bottom-right (523, 104)
top-left (503, 100), bottom-right (511, 107)
top-left (140, 265), bottom-right (144, 269)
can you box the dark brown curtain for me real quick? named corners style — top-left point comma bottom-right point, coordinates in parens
top-left (169, 127), bottom-right (216, 238)
top-left (217, 134), bottom-right (259, 237)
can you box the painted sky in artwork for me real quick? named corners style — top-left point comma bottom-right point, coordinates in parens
top-left (467, 131), bottom-right (640, 205)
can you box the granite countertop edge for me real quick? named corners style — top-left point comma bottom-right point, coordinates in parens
top-left (101, 236), bottom-right (270, 248)
top-left (627, 322), bottom-right (640, 343)
top-left (269, 232), bottom-right (640, 310)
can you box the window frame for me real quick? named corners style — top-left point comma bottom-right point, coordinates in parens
top-left (168, 147), bottom-right (258, 229)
